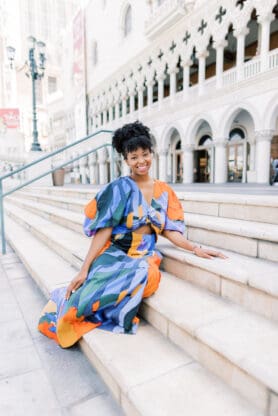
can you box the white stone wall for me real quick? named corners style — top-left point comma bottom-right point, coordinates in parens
top-left (81, 0), bottom-right (278, 184)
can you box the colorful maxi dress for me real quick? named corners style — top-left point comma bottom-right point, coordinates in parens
top-left (38, 176), bottom-right (185, 348)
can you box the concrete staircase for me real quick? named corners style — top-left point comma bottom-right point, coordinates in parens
top-left (4, 185), bottom-right (278, 416)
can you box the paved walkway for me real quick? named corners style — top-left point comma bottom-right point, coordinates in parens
top-left (0, 245), bottom-right (123, 416)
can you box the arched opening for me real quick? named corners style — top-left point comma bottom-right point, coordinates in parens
top-left (224, 24), bottom-right (237, 71)
top-left (189, 46), bottom-right (199, 87)
top-left (270, 4), bottom-right (278, 51)
top-left (271, 113), bottom-right (278, 183)
top-left (227, 128), bottom-right (247, 182)
top-left (194, 132), bottom-right (214, 183)
top-left (164, 64), bottom-right (170, 97)
top-left (153, 71), bottom-right (158, 103)
top-left (150, 135), bottom-right (159, 179)
top-left (124, 5), bottom-right (132, 38)
top-left (176, 56), bottom-right (183, 91)
top-left (166, 129), bottom-right (182, 183)
top-left (205, 37), bottom-right (216, 79)
top-left (244, 9), bottom-right (259, 61)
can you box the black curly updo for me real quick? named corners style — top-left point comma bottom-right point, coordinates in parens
top-left (112, 121), bottom-right (153, 159)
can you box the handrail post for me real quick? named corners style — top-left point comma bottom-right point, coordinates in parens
top-left (0, 180), bottom-right (6, 255)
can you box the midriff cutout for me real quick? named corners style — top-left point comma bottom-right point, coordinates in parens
top-left (133, 224), bottom-right (153, 235)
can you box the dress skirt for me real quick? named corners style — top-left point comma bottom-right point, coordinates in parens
top-left (38, 233), bottom-right (161, 348)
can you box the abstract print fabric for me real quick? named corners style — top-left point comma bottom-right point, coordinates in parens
top-left (38, 176), bottom-right (185, 348)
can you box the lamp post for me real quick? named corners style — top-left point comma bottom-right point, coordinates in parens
top-left (7, 37), bottom-right (46, 151)
top-left (26, 36), bottom-right (46, 151)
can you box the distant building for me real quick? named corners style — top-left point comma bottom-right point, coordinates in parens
top-left (65, 0), bottom-right (278, 185)
top-left (0, 0), bottom-right (79, 159)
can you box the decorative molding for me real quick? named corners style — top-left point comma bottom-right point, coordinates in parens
top-left (255, 130), bottom-right (275, 142)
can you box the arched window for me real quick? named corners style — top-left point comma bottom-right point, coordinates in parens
top-left (124, 5), bottom-right (132, 37)
top-left (92, 41), bottom-right (98, 66)
top-left (199, 135), bottom-right (212, 146)
top-left (229, 128), bottom-right (245, 142)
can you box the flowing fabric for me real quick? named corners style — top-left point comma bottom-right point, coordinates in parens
top-left (38, 176), bottom-right (185, 348)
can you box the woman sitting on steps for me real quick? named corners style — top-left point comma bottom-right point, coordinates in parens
top-left (38, 121), bottom-right (227, 348)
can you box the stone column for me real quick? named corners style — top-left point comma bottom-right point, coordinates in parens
top-left (255, 130), bottom-right (274, 183)
top-left (169, 66), bottom-right (178, 98)
top-left (182, 59), bottom-right (192, 99)
top-left (103, 109), bottom-right (107, 125)
top-left (115, 101), bottom-right (120, 120)
top-left (236, 27), bottom-right (249, 81)
top-left (121, 158), bottom-right (130, 176)
top-left (147, 81), bottom-right (154, 108)
top-left (88, 152), bottom-right (97, 184)
top-left (156, 71), bottom-right (165, 109)
top-left (182, 144), bottom-right (194, 184)
top-left (137, 85), bottom-right (144, 111)
top-left (214, 139), bottom-right (227, 183)
top-left (129, 92), bottom-right (135, 113)
top-left (122, 98), bottom-right (127, 118)
top-left (79, 156), bottom-right (88, 184)
top-left (216, 40), bottom-right (227, 89)
top-left (109, 106), bottom-right (113, 123)
top-left (258, 14), bottom-right (273, 71)
top-left (159, 150), bottom-right (167, 182)
top-left (197, 51), bottom-right (208, 95)
top-left (98, 148), bottom-right (108, 184)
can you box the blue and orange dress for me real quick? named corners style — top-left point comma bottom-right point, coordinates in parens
top-left (38, 176), bottom-right (185, 348)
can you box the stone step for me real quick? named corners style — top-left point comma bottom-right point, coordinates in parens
top-left (185, 213), bottom-right (278, 262)
top-left (4, 216), bottom-right (265, 416)
top-left (21, 186), bottom-right (278, 225)
top-left (16, 190), bottom-right (88, 213)
top-left (9, 194), bottom-right (278, 262)
top-left (6, 198), bottom-right (278, 322)
top-left (22, 185), bottom-right (100, 200)
top-left (157, 239), bottom-right (278, 323)
top-left (141, 271), bottom-right (278, 413)
top-left (4, 204), bottom-right (278, 413)
top-left (180, 192), bottom-right (278, 225)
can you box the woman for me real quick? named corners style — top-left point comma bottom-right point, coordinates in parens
top-left (38, 121), bottom-right (226, 348)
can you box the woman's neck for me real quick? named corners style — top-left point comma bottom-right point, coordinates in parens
top-left (130, 173), bottom-right (152, 183)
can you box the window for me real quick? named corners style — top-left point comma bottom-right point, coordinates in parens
top-left (92, 41), bottom-right (98, 66)
top-left (48, 76), bottom-right (57, 94)
top-left (229, 128), bottom-right (245, 142)
top-left (124, 5), bottom-right (132, 37)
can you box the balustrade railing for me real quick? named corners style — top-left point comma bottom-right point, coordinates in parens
top-left (269, 49), bottom-right (278, 70)
top-left (0, 129), bottom-right (113, 254)
top-left (244, 57), bottom-right (261, 79)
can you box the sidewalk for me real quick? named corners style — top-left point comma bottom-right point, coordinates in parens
top-left (0, 245), bottom-right (123, 416)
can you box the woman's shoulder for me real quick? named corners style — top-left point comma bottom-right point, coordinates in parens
top-left (154, 179), bottom-right (174, 194)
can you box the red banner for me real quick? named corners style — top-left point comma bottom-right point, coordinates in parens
top-left (0, 108), bottom-right (20, 129)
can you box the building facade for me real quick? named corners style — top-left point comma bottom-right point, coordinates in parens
top-left (79, 0), bottom-right (278, 185)
top-left (0, 0), bottom-right (79, 162)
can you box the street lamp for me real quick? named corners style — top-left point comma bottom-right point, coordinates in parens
top-left (25, 36), bottom-right (46, 151)
top-left (7, 37), bottom-right (46, 151)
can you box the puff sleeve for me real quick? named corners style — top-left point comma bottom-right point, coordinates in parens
top-left (164, 186), bottom-right (185, 234)
top-left (83, 179), bottom-right (130, 237)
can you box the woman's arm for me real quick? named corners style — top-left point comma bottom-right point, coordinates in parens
top-left (65, 227), bottom-right (113, 300)
top-left (162, 230), bottom-right (227, 259)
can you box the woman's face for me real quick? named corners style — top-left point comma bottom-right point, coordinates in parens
top-left (125, 147), bottom-right (152, 176)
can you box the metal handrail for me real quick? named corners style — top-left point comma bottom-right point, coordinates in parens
top-left (0, 129), bottom-right (113, 254)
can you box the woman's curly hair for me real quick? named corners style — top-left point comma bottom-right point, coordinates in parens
top-left (112, 121), bottom-right (153, 159)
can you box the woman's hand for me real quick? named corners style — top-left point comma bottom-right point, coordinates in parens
top-left (193, 246), bottom-right (228, 259)
top-left (65, 270), bottom-right (87, 300)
